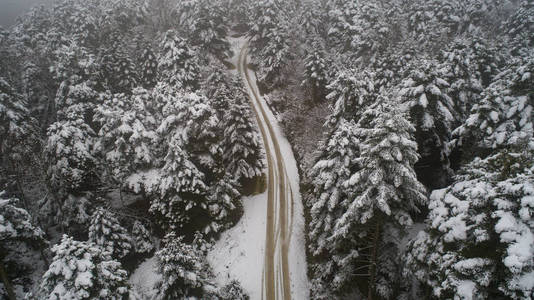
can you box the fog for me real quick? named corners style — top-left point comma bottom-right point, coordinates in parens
top-left (0, 0), bottom-right (52, 27)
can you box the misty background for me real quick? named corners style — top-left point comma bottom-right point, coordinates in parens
top-left (0, 0), bottom-right (52, 27)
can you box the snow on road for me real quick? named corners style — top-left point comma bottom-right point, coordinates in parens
top-left (208, 36), bottom-right (309, 300)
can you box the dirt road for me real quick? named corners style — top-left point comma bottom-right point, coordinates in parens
top-left (238, 42), bottom-right (294, 300)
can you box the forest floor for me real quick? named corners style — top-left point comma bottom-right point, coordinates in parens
top-left (207, 36), bottom-right (309, 300)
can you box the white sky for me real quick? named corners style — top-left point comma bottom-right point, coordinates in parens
top-left (0, 0), bottom-right (52, 27)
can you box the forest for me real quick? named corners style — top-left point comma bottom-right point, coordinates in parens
top-left (0, 0), bottom-right (533, 299)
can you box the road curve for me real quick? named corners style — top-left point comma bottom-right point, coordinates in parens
top-left (238, 42), bottom-right (294, 300)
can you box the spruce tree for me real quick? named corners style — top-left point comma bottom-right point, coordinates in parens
top-left (307, 118), bottom-right (360, 299)
top-left (0, 193), bottom-right (46, 299)
top-left (329, 101), bottom-right (427, 299)
top-left (154, 233), bottom-right (212, 299)
top-left (223, 99), bottom-right (264, 182)
top-left (400, 59), bottom-right (457, 188)
top-left (39, 235), bottom-right (130, 299)
top-left (139, 45), bottom-right (158, 89)
top-left (88, 207), bottom-right (133, 259)
top-left (405, 147), bottom-right (534, 299)
top-left (158, 30), bottom-right (200, 90)
top-left (131, 220), bottom-right (153, 255)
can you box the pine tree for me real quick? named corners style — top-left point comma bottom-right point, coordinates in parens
top-left (88, 207), bottom-right (133, 259)
top-left (131, 220), bottom-right (153, 255)
top-left (39, 235), bottom-right (130, 299)
top-left (158, 30), bottom-right (200, 90)
top-left (405, 147), bottom-right (534, 299)
top-left (154, 233), bottom-right (212, 299)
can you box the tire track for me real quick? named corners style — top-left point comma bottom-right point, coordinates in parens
top-left (238, 42), bottom-right (293, 300)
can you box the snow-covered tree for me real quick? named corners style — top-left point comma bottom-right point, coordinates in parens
top-left (0, 78), bottom-right (36, 172)
top-left (326, 0), bottom-right (359, 52)
top-left (180, 0), bottom-right (231, 58)
top-left (326, 69), bottom-right (377, 126)
top-left (154, 233), bottom-right (212, 299)
top-left (39, 235), bottom-right (130, 299)
top-left (131, 220), bottom-right (153, 255)
top-left (399, 59), bottom-right (457, 188)
top-left (302, 39), bottom-right (331, 102)
top-left (506, 0), bottom-right (534, 56)
top-left (88, 207), bottom-right (133, 259)
top-left (328, 101), bottom-right (427, 299)
top-left (405, 147), bottom-right (534, 299)
top-left (138, 45), bottom-right (158, 89)
top-left (205, 176), bottom-right (241, 234)
top-left (307, 118), bottom-right (360, 299)
top-left (158, 30), bottom-right (200, 90)
top-left (223, 99), bottom-right (264, 182)
top-left (44, 118), bottom-right (97, 194)
top-left (219, 280), bottom-right (249, 300)
top-left (248, 0), bottom-right (292, 89)
top-left (454, 55), bottom-right (534, 153)
top-left (95, 89), bottom-right (158, 184)
top-left (0, 192), bottom-right (46, 299)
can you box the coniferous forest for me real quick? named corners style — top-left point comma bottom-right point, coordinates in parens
top-left (0, 0), bottom-right (533, 299)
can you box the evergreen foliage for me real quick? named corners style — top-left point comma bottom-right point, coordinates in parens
top-left (88, 207), bottom-right (133, 259)
top-left (39, 235), bottom-right (130, 300)
top-left (154, 233), bottom-right (212, 299)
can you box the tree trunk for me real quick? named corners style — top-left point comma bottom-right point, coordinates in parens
top-left (0, 261), bottom-right (16, 300)
top-left (368, 219), bottom-right (381, 300)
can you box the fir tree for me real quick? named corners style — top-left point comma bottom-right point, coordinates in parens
top-left (154, 233), bottom-right (212, 299)
top-left (455, 55), bottom-right (534, 153)
top-left (205, 176), bottom-right (241, 234)
top-left (219, 280), bottom-right (250, 300)
top-left (139, 45), bottom-right (158, 89)
top-left (0, 192), bottom-right (46, 300)
top-left (399, 59), bottom-right (457, 188)
top-left (183, 0), bottom-right (231, 58)
top-left (329, 101), bottom-right (427, 299)
top-left (223, 99), bottom-right (264, 182)
top-left (131, 220), bottom-right (153, 255)
top-left (39, 235), bottom-right (130, 299)
top-left (158, 30), bottom-right (200, 90)
top-left (326, 69), bottom-right (377, 126)
top-left (307, 118), bottom-right (360, 298)
top-left (44, 118), bottom-right (97, 194)
top-left (302, 39), bottom-right (331, 102)
top-left (0, 78), bottom-right (36, 175)
top-left (95, 89), bottom-right (158, 185)
top-left (405, 147), bottom-right (534, 299)
top-left (88, 207), bottom-right (133, 259)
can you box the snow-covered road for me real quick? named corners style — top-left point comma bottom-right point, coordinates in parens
top-left (208, 37), bottom-right (309, 300)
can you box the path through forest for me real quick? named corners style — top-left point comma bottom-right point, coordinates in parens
top-left (238, 42), bottom-right (294, 300)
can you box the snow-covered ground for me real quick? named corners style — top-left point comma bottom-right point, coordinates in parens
top-left (207, 36), bottom-right (309, 299)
